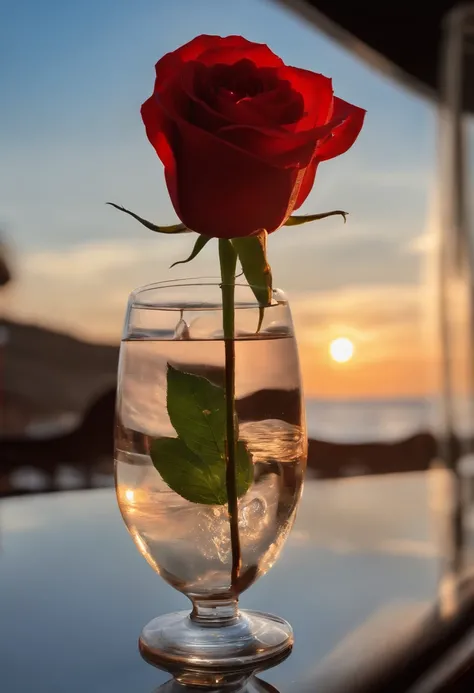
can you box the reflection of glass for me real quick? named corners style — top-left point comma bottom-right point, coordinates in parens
top-left (438, 5), bottom-right (474, 577)
top-left (115, 280), bottom-right (306, 686)
top-left (153, 673), bottom-right (284, 693)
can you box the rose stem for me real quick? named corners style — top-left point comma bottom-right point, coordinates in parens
top-left (218, 238), bottom-right (241, 590)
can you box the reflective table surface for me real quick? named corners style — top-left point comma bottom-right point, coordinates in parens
top-left (0, 473), bottom-right (446, 693)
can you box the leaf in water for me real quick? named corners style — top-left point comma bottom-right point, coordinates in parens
top-left (107, 203), bottom-right (190, 233)
top-left (284, 210), bottom-right (348, 226)
top-left (151, 436), bottom-right (252, 505)
top-left (170, 234), bottom-right (212, 268)
top-left (150, 437), bottom-right (227, 505)
top-left (232, 231), bottom-right (272, 308)
top-left (153, 365), bottom-right (253, 505)
top-left (167, 363), bottom-right (226, 464)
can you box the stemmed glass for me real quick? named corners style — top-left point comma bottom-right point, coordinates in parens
top-left (115, 279), bottom-right (307, 687)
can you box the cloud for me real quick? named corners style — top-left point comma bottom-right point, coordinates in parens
top-left (291, 283), bottom-right (424, 346)
top-left (271, 232), bottom-right (422, 292)
top-left (2, 237), bottom-right (212, 342)
top-left (292, 284), bottom-right (422, 318)
top-left (404, 232), bottom-right (439, 255)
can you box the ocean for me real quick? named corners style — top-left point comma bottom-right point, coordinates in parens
top-left (305, 397), bottom-right (436, 443)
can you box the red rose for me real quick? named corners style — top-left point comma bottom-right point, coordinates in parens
top-left (142, 35), bottom-right (365, 239)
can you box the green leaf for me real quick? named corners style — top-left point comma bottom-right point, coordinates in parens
top-left (170, 234), bottom-right (212, 268)
top-left (107, 202), bottom-right (190, 234)
top-left (152, 364), bottom-right (253, 505)
top-left (232, 232), bottom-right (272, 333)
top-left (284, 210), bottom-right (348, 226)
top-left (150, 437), bottom-right (227, 505)
top-left (232, 231), bottom-right (272, 306)
top-left (232, 232), bottom-right (272, 307)
top-left (166, 363), bottom-right (226, 464)
top-left (150, 437), bottom-right (252, 505)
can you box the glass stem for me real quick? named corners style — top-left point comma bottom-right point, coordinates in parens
top-left (218, 238), bottom-right (242, 591)
top-left (191, 598), bottom-right (239, 625)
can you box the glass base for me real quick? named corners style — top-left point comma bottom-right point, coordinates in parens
top-left (139, 609), bottom-right (293, 687)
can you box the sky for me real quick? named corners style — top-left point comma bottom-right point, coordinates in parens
top-left (0, 0), bottom-right (440, 398)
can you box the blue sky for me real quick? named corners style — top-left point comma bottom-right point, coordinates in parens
top-left (0, 0), bottom-right (438, 395)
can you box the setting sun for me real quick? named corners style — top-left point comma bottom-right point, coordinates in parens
top-left (329, 337), bottom-right (354, 363)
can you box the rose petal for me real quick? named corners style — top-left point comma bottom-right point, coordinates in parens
top-left (178, 62), bottom-right (229, 132)
top-left (173, 34), bottom-right (235, 62)
top-left (293, 160), bottom-right (318, 209)
top-left (294, 98), bottom-right (366, 209)
top-left (177, 60), bottom-right (303, 133)
top-left (219, 123), bottom-right (318, 168)
top-left (198, 39), bottom-right (284, 68)
top-left (171, 119), bottom-right (302, 237)
top-left (277, 67), bottom-right (334, 130)
top-left (159, 68), bottom-right (326, 169)
top-left (216, 81), bottom-right (304, 128)
top-left (153, 35), bottom-right (248, 91)
top-left (315, 97), bottom-right (366, 161)
top-left (141, 94), bottom-right (180, 218)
